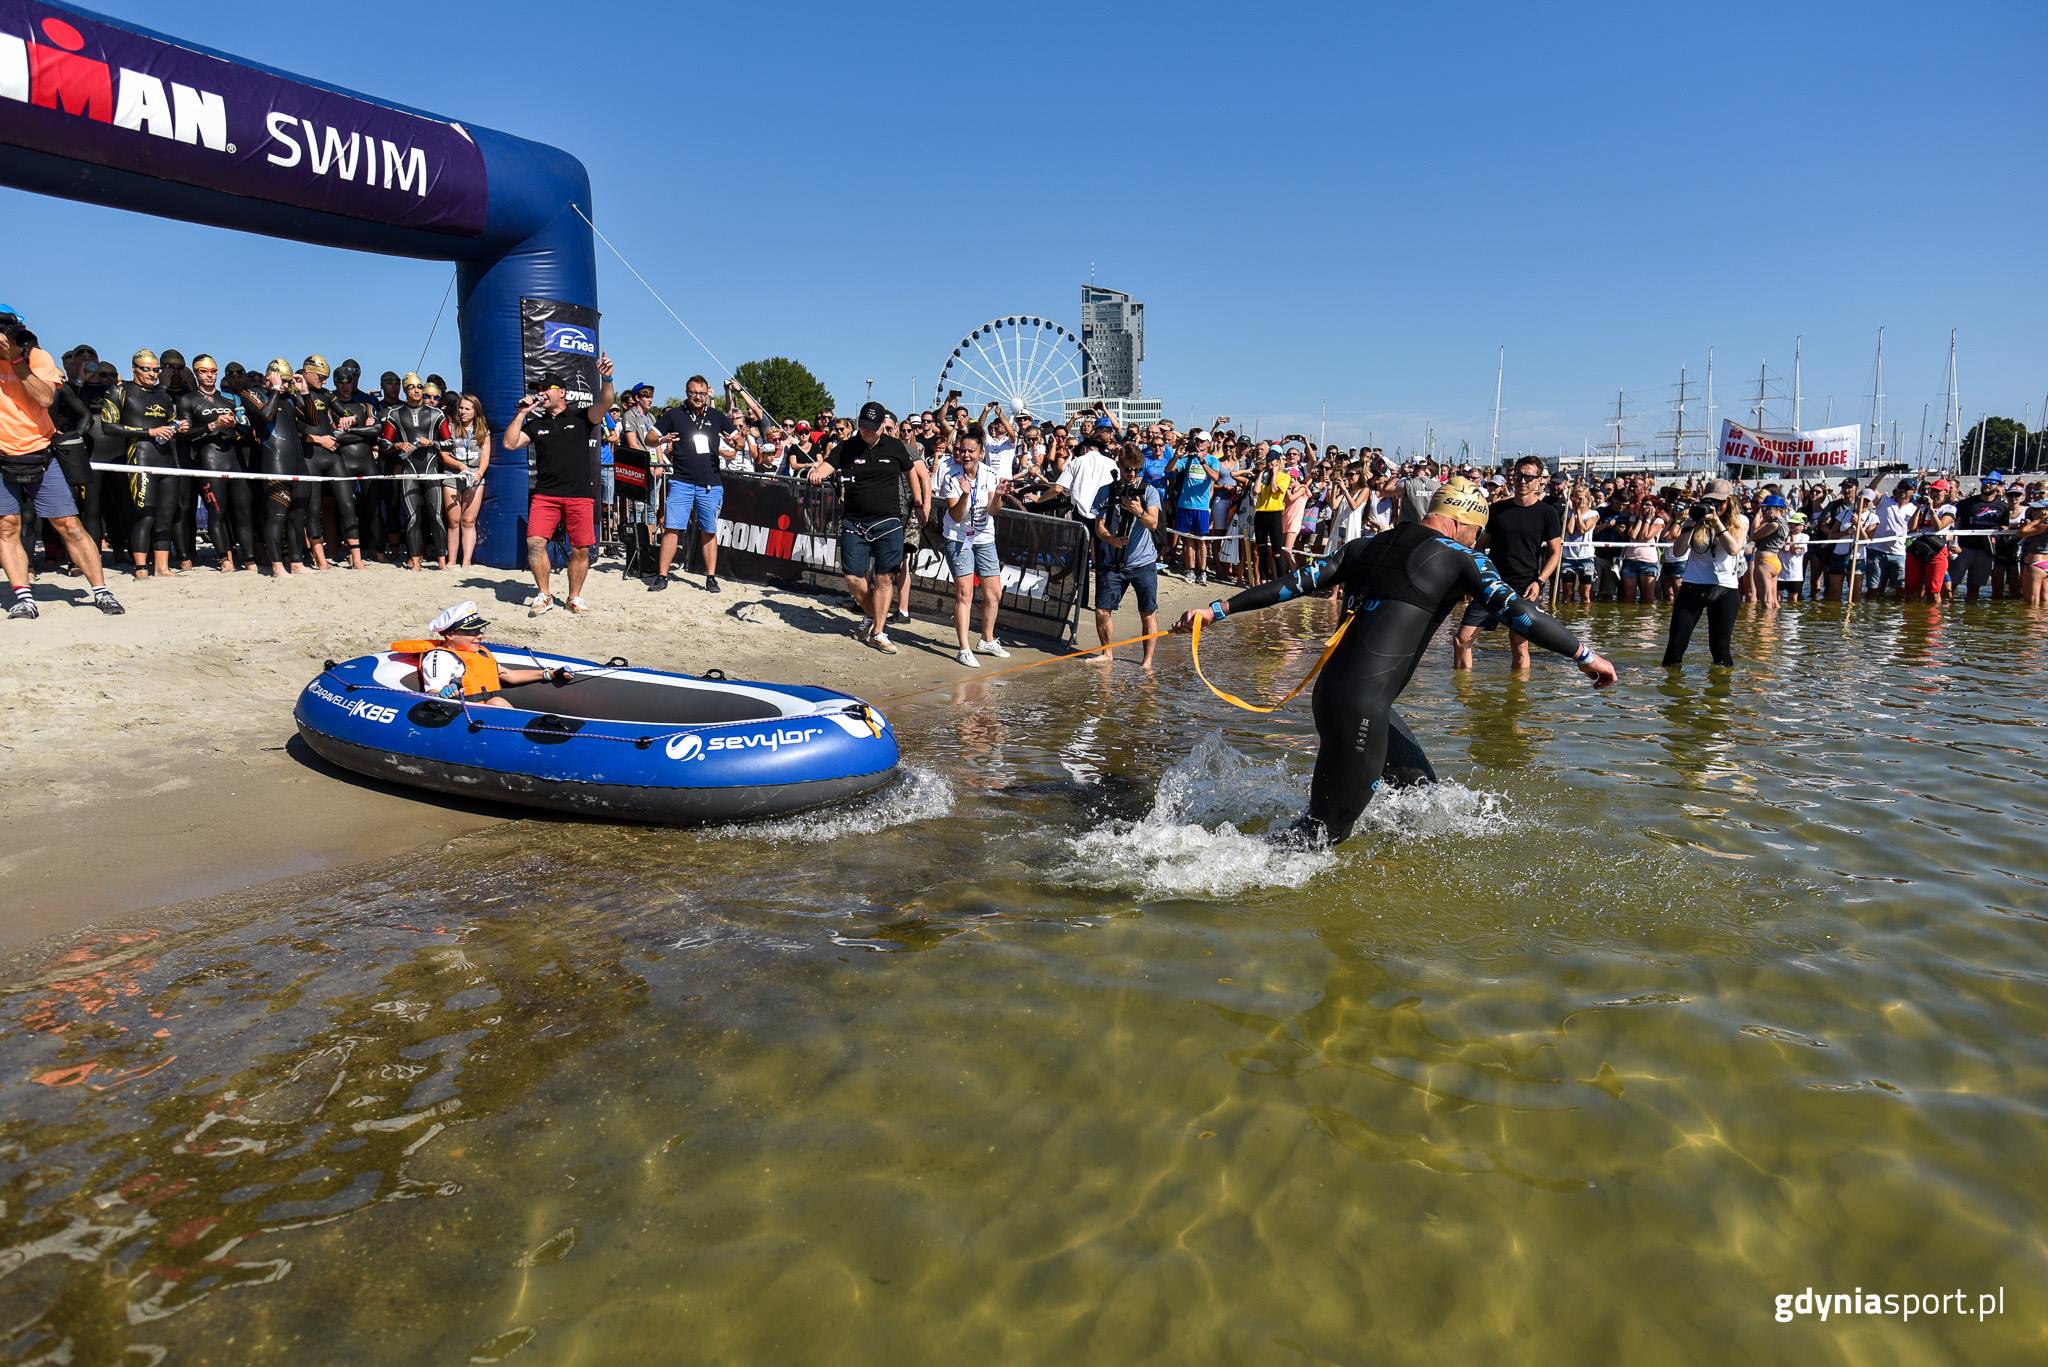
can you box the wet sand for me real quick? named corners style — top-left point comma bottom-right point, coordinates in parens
top-left (0, 555), bottom-right (1211, 949)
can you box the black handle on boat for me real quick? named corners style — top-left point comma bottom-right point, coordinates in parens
top-left (702, 668), bottom-right (726, 681)
top-left (604, 656), bottom-right (629, 669)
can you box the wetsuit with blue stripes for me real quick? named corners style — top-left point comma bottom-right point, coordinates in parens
top-left (1208, 521), bottom-right (1588, 843)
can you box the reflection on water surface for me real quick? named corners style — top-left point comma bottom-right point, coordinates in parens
top-left (4, 602), bottom-right (2046, 1363)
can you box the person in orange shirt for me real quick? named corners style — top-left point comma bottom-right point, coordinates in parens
top-left (391, 602), bottom-right (566, 709)
top-left (0, 311), bottom-right (122, 618)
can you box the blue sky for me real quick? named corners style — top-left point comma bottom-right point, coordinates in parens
top-left (10, 0), bottom-right (2045, 456)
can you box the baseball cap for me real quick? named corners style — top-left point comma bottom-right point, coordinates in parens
top-left (429, 601), bottom-right (490, 636)
top-left (1789, 511), bottom-right (1808, 524)
top-left (1187, 427), bottom-right (1208, 441)
top-left (1093, 416), bottom-right (1115, 430)
top-left (857, 400), bottom-right (887, 428)
top-left (538, 378), bottom-right (562, 392)
top-left (794, 420), bottom-right (811, 432)
top-left (1983, 471), bottom-right (2004, 484)
top-left (630, 381), bottom-right (654, 395)
top-left (1706, 478), bottom-right (1735, 499)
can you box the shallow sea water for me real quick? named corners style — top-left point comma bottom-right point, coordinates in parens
top-left (4, 599), bottom-right (2046, 1365)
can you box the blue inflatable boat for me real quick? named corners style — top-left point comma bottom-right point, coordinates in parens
top-left (295, 646), bottom-right (900, 824)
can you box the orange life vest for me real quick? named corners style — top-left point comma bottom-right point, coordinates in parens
top-left (390, 639), bottom-right (502, 697)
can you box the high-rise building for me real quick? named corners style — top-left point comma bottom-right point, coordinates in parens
top-left (1081, 284), bottom-right (1143, 399)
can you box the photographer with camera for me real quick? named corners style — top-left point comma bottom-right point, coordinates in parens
top-left (1082, 442), bottom-right (1164, 668)
top-left (0, 311), bottom-right (122, 617)
top-left (1661, 478), bottom-right (1748, 668)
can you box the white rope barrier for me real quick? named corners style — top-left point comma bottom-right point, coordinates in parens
top-left (89, 461), bottom-right (454, 484)
top-left (1577, 529), bottom-right (2017, 551)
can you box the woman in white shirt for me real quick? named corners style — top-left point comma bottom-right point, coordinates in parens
top-left (936, 431), bottom-right (1008, 668)
top-left (1561, 487), bottom-right (1598, 604)
top-left (1661, 479), bottom-right (1749, 667)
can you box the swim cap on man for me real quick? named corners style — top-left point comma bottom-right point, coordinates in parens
top-left (1429, 476), bottom-right (1490, 527)
top-left (132, 348), bottom-right (159, 367)
top-left (301, 354), bottom-right (330, 377)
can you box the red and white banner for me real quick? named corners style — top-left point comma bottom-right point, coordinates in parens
top-left (1719, 419), bottom-right (1861, 472)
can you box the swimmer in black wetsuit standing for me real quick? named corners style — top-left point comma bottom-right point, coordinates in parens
top-left (1173, 477), bottom-right (1618, 844)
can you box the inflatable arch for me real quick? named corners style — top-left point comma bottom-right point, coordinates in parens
top-left (0, 0), bottom-right (597, 567)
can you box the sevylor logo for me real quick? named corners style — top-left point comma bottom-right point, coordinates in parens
top-left (664, 726), bottom-right (824, 762)
top-left (0, 15), bottom-right (228, 151)
top-left (543, 323), bottom-right (597, 356)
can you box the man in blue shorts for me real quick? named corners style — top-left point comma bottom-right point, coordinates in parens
top-left (1084, 442), bottom-right (1163, 668)
top-left (652, 375), bottom-right (739, 592)
top-left (1167, 428), bottom-right (1223, 585)
top-left (1, 320), bottom-right (123, 617)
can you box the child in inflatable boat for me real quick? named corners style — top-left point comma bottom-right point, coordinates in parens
top-left (391, 601), bottom-right (569, 709)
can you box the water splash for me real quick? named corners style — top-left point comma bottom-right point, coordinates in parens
top-left (1353, 777), bottom-right (1514, 842)
top-left (1059, 738), bottom-right (1332, 898)
top-left (706, 766), bottom-right (954, 844)
top-left (1057, 737), bottom-right (1519, 900)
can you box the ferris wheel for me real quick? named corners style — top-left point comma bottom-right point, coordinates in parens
top-left (934, 316), bottom-right (1095, 421)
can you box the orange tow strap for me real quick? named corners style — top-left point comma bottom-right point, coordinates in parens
top-left (1190, 611), bottom-right (1353, 713)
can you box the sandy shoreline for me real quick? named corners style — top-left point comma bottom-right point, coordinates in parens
top-left (1, 552), bottom-right (1212, 951)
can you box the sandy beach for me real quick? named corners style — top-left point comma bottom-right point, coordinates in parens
top-left (0, 554), bottom-right (1210, 949)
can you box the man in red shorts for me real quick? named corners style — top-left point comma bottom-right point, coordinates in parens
top-left (501, 355), bottom-right (614, 615)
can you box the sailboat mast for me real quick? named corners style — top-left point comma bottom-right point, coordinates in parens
top-left (1487, 347), bottom-right (1504, 467)
top-left (1939, 330), bottom-right (1959, 471)
top-left (1869, 327), bottom-right (1885, 464)
top-left (1792, 335), bottom-right (1803, 430)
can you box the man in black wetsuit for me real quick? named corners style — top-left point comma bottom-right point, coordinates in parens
top-left (379, 373), bottom-right (452, 571)
top-left (291, 355), bottom-right (357, 570)
top-left (176, 354), bottom-right (251, 571)
top-left (1173, 477), bottom-right (1617, 844)
top-left (330, 360), bottom-right (382, 561)
top-left (97, 349), bottom-right (179, 578)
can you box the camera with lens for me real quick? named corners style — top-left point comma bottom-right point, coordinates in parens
top-left (1689, 500), bottom-right (1715, 521)
top-left (0, 315), bottom-right (37, 353)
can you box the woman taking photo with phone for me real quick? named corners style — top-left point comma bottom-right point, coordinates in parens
top-left (1662, 479), bottom-right (1749, 668)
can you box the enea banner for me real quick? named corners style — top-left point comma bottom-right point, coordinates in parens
top-left (519, 298), bottom-right (601, 408)
top-left (0, 3), bottom-right (487, 234)
top-left (1719, 419), bottom-right (1862, 472)
top-left (691, 474), bottom-right (1086, 639)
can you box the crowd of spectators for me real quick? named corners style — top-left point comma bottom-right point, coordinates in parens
top-left (8, 308), bottom-right (2045, 656)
